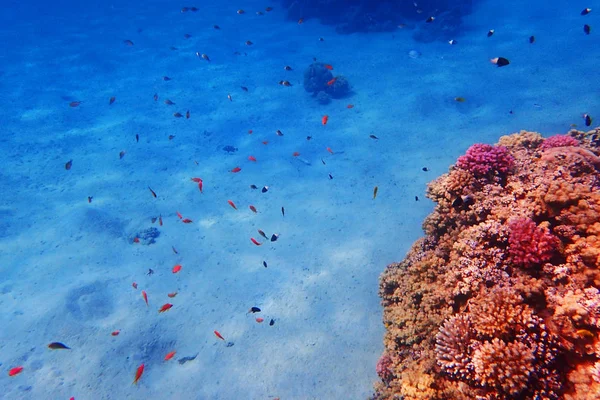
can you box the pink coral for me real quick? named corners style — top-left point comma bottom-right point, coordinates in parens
top-left (540, 134), bottom-right (580, 150)
top-left (376, 353), bottom-right (394, 382)
top-left (508, 217), bottom-right (559, 268)
top-left (456, 143), bottom-right (514, 177)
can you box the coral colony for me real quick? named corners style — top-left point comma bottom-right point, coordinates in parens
top-left (373, 129), bottom-right (600, 399)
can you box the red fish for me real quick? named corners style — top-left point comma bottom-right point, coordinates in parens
top-left (324, 64), bottom-right (333, 70)
top-left (250, 237), bottom-right (262, 246)
top-left (142, 290), bottom-right (148, 306)
top-left (214, 330), bottom-right (225, 340)
top-left (133, 237), bottom-right (140, 243)
top-left (327, 78), bottom-right (337, 86)
top-left (111, 330), bottom-right (120, 336)
top-left (69, 101), bottom-right (81, 107)
top-left (326, 147), bottom-right (334, 154)
top-left (262, 141), bottom-right (269, 145)
top-left (322, 115), bottom-right (329, 125)
top-left (172, 265), bottom-right (182, 274)
top-left (248, 155), bottom-right (257, 162)
top-left (159, 303), bottom-right (173, 313)
top-left (176, 211), bottom-right (183, 219)
top-left (164, 351), bottom-right (176, 361)
top-left (292, 152), bottom-right (300, 157)
top-left (231, 166), bottom-right (241, 173)
top-left (182, 218), bottom-right (193, 223)
top-left (133, 364), bottom-right (144, 385)
top-left (8, 366), bottom-right (23, 377)
top-left (347, 104), bottom-right (354, 108)
top-left (249, 205), bottom-right (257, 213)
top-left (168, 292), bottom-right (178, 298)
top-left (256, 317), bottom-right (264, 323)
top-left (228, 200), bottom-right (237, 210)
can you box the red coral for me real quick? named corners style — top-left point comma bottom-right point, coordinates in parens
top-left (456, 143), bottom-right (514, 177)
top-left (508, 218), bottom-right (559, 268)
top-left (539, 134), bottom-right (580, 150)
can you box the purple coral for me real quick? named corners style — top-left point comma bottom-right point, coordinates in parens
top-left (376, 353), bottom-right (394, 382)
top-left (539, 134), bottom-right (579, 150)
top-left (508, 218), bottom-right (559, 268)
top-left (456, 143), bottom-right (514, 177)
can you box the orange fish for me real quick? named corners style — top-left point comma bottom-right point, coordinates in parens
top-left (133, 364), bottom-right (144, 385)
top-left (228, 200), bottom-right (237, 210)
top-left (132, 282), bottom-right (138, 289)
top-left (8, 366), bottom-right (23, 377)
top-left (214, 330), bottom-right (225, 340)
top-left (327, 77), bottom-right (337, 86)
top-left (182, 218), bottom-right (193, 223)
top-left (231, 167), bottom-right (241, 173)
top-left (172, 265), bottom-right (182, 273)
top-left (158, 303), bottom-right (173, 313)
top-left (249, 205), bottom-right (257, 213)
top-left (326, 147), bottom-right (334, 154)
top-left (69, 101), bottom-right (81, 107)
top-left (248, 155), bottom-right (257, 162)
top-left (256, 317), bottom-right (264, 323)
top-left (250, 237), bottom-right (262, 246)
top-left (164, 351), bottom-right (176, 361)
top-left (168, 292), bottom-right (178, 298)
top-left (111, 330), bottom-right (120, 336)
top-left (347, 104), bottom-right (354, 108)
top-left (322, 115), bottom-right (329, 125)
top-left (324, 64), bottom-right (333, 70)
top-left (176, 211), bottom-right (183, 219)
top-left (142, 290), bottom-right (148, 306)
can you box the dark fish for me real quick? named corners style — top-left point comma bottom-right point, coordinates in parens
top-left (369, 134), bottom-right (379, 140)
top-left (186, 110), bottom-right (190, 119)
top-left (163, 76), bottom-right (172, 81)
top-left (184, 34), bottom-right (192, 39)
top-left (69, 101), bottom-right (81, 107)
top-left (241, 86), bottom-right (248, 92)
top-left (281, 207), bottom-right (285, 216)
top-left (170, 46), bottom-right (178, 51)
top-left (178, 353), bottom-right (198, 365)
top-left (584, 24), bottom-right (591, 34)
top-left (164, 99), bottom-right (175, 105)
top-left (276, 130), bottom-right (284, 136)
top-left (262, 186), bottom-right (269, 193)
top-left (250, 184), bottom-right (258, 189)
top-left (148, 186), bottom-right (157, 198)
top-left (271, 234), bottom-right (279, 242)
top-left (328, 173), bottom-right (333, 179)
top-left (172, 246), bottom-right (178, 254)
top-left (119, 151), bottom-right (126, 159)
top-left (88, 196), bottom-right (93, 203)
top-left (529, 35), bottom-right (535, 43)
top-left (491, 57), bottom-right (510, 67)
top-left (173, 112), bottom-right (183, 118)
top-left (263, 261), bottom-right (268, 268)
top-left (135, 134), bottom-right (139, 142)
top-left (415, 196), bottom-right (419, 201)
top-left (306, 136), bottom-right (312, 140)
top-left (109, 96), bottom-right (116, 105)
top-left (123, 39), bottom-right (134, 46)
top-left (153, 93), bottom-right (158, 101)
top-left (190, 7), bottom-right (198, 12)
top-left (321, 158), bottom-right (326, 165)
top-left (245, 40), bottom-right (253, 46)
top-left (65, 160), bottom-right (73, 170)
top-left (249, 307), bottom-right (261, 313)
top-left (151, 217), bottom-right (157, 223)
top-left (487, 29), bottom-right (494, 37)
top-left (197, 53), bottom-right (210, 61)
top-left (265, 7), bottom-right (273, 11)
top-left (422, 167), bottom-right (429, 171)
top-left (448, 39), bottom-right (457, 45)
top-left (48, 342), bottom-right (70, 350)
top-left (168, 135), bottom-right (175, 140)
top-left (581, 8), bottom-right (592, 15)
top-left (584, 114), bottom-right (592, 126)
top-left (213, 25), bottom-right (220, 30)
top-left (425, 16), bottom-right (434, 23)
top-left (258, 229), bottom-right (268, 240)
top-left (147, 268), bottom-right (154, 276)
top-left (269, 319), bottom-right (275, 326)
top-left (181, 7), bottom-right (189, 12)
top-left (284, 65), bottom-right (293, 71)
top-left (319, 37), bottom-right (324, 41)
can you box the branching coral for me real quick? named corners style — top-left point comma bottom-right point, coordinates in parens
top-left (374, 129), bottom-right (600, 400)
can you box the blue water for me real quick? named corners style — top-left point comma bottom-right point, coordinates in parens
top-left (0, 0), bottom-right (597, 399)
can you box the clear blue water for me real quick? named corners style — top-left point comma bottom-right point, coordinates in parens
top-left (0, 0), bottom-right (597, 399)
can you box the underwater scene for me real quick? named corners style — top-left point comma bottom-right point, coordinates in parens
top-left (0, 0), bottom-right (599, 399)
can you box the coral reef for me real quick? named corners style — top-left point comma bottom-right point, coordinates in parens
top-left (303, 62), bottom-right (351, 100)
top-left (373, 128), bottom-right (600, 400)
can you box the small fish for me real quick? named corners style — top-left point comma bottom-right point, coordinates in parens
top-left (245, 40), bottom-right (253, 46)
top-left (132, 282), bottom-right (138, 289)
top-left (266, 7), bottom-right (273, 11)
top-left (133, 237), bottom-right (140, 243)
top-left (298, 18), bottom-right (304, 24)
top-left (426, 16), bottom-right (434, 23)
top-left (582, 8), bottom-right (592, 15)
top-left (214, 330), bottom-right (225, 340)
top-left (369, 134), bottom-right (379, 140)
top-left (65, 160), bottom-right (73, 170)
top-left (197, 52), bottom-right (210, 61)
top-left (213, 24), bottom-right (221, 29)
top-left (135, 133), bottom-right (139, 142)
top-left (326, 147), bottom-right (334, 154)
top-left (181, 7), bottom-right (189, 12)
top-left (269, 319), bottom-right (275, 326)
top-left (123, 39), bottom-right (134, 46)
top-left (249, 205), bottom-right (258, 213)
top-left (48, 342), bottom-right (70, 350)
top-left (163, 76), bottom-right (172, 81)
top-left (256, 317), bottom-right (264, 323)
top-left (271, 233), bottom-right (279, 242)
top-left (227, 94), bottom-right (232, 101)
top-left (147, 268), bottom-right (154, 276)
top-left (454, 97), bottom-right (466, 102)
top-left (262, 141), bottom-right (269, 144)
top-left (584, 114), bottom-right (592, 126)
top-left (69, 100), bottom-right (81, 108)
top-left (251, 237), bottom-right (262, 246)
top-left (248, 155), bottom-right (257, 162)
top-left (186, 110), bottom-right (190, 119)
top-left (328, 173), bottom-right (333, 179)
top-left (87, 196), bottom-right (93, 203)
top-left (148, 186), bottom-right (157, 198)
top-left (276, 130), bottom-right (284, 136)
top-left (133, 364), bottom-right (144, 385)
top-left (119, 150), bottom-right (126, 159)
top-left (258, 229), bottom-right (268, 240)
top-left (8, 366), bottom-right (23, 377)
top-left (237, 9), bottom-right (245, 14)
top-left (584, 24), bottom-right (591, 34)
top-left (169, 135), bottom-right (175, 140)
top-left (281, 207), bottom-right (285, 217)
top-left (529, 35), bottom-right (535, 44)
top-left (263, 261), bottom-right (268, 268)
top-left (111, 330), bottom-right (120, 336)
top-left (158, 303), bottom-right (173, 313)
top-left (347, 104), bottom-right (354, 108)
top-left (142, 290), bottom-right (148, 306)
top-left (292, 151), bottom-right (300, 157)
top-left (490, 57), bottom-right (510, 67)
top-left (231, 167), bottom-right (242, 173)
top-left (164, 351), bottom-right (177, 361)
top-left (279, 80), bottom-right (293, 86)
top-left (173, 112), bottom-right (183, 118)
top-left (319, 37), bottom-right (324, 41)
top-left (322, 158), bottom-right (326, 165)
top-left (324, 64), bottom-right (333, 70)
top-left (164, 99), bottom-right (175, 105)
top-left (172, 264), bottom-right (182, 273)
top-left (153, 93), bottom-right (158, 101)
top-left (415, 196), bottom-right (419, 201)
top-left (448, 39), bottom-right (457, 45)
top-left (262, 186), bottom-right (269, 193)
top-left (249, 307), bottom-right (261, 313)
top-left (241, 86), bottom-right (248, 92)
top-left (178, 354), bottom-right (198, 364)
top-left (227, 200), bottom-right (237, 210)
top-left (322, 115), bottom-right (329, 125)
top-left (373, 186), bottom-right (378, 199)
top-left (182, 218), bottom-right (193, 223)
top-left (184, 34), bottom-right (192, 39)
top-left (109, 96), bottom-right (116, 105)
top-left (250, 184), bottom-right (258, 190)
top-left (307, 136), bottom-right (312, 140)
top-left (248, 129), bottom-right (253, 134)
top-left (487, 29), bottom-right (494, 37)
top-left (327, 77), bottom-right (337, 86)
top-left (284, 65), bottom-right (293, 71)
top-left (159, 215), bottom-right (163, 226)
top-left (168, 292), bottom-right (178, 298)
top-left (422, 167), bottom-right (429, 171)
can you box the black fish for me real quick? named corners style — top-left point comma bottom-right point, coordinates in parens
top-left (422, 167), bottom-right (429, 171)
top-left (65, 159), bottom-right (73, 170)
top-left (249, 307), bottom-right (261, 313)
top-left (529, 35), bottom-right (535, 43)
top-left (262, 186), bottom-right (269, 193)
top-left (48, 342), bottom-right (70, 350)
top-left (147, 268), bottom-right (154, 276)
top-left (415, 196), bottom-right (419, 201)
top-left (369, 134), bottom-right (379, 140)
top-left (321, 158), bottom-right (326, 165)
top-left (271, 234), bottom-right (279, 242)
top-left (269, 319), bottom-right (275, 326)
top-left (148, 186), bottom-right (157, 198)
top-left (213, 25), bottom-right (220, 29)
top-left (250, 184), bottom-right (258, 190)
top-left (584, 24), bottom-right (591, 34)
top-left (328, 173), bottom-right (333, 179)
top-left (487, 29), bottom-right (494, 37)
top-left (306, 136), bottom-right (312, 140)
top-left (494, 57), bottom-right (510, 67)
top-left (88, 196), bottom-right (93, 203)
top-left (584, 114), bottom-right (592, 126)
top-left (135, 134), bottom-right (139, 142)
top-left (263, 261), bottom-right (268, 268)
top-left (426, 16), bottom-right (435, 23)
top-left (281, 206), bottom-right (284, 216)
top-left (581, 8), bottom-right (592, 15)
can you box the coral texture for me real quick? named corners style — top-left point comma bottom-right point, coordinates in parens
top-left (374, 128), bottom-right (600, 400)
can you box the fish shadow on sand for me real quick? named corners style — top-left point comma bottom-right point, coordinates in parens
top-left (65, 281), bottom-right (114, 321)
